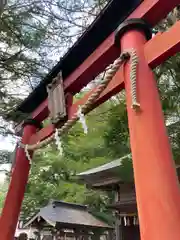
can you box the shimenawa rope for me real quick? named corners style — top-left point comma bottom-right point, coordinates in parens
top-left (20, 49), bottom-right (139, 156)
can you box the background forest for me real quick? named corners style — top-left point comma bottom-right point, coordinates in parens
top-left (0, 0), bottom-right (180, 226)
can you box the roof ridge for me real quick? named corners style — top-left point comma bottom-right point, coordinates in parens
top-left (77, 154), bottom-right (131, 176)
top-left (50, 200), bottom-right (87, 210)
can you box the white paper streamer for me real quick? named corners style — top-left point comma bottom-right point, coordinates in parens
top-left (54, 128), bottom-right (63, 155)
top-left (124, 216), bottom-right (127, 226)
top-left (28, 225), bottom-right (33, 239)
top-left (77, 106), bottom-right (88, 134)
top-left (133, 216), bottom-right (136, 225)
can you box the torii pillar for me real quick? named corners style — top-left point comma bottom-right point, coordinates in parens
top-left (115, 19), bottom-right (180, 240)
top-left (0, 119), bottom-right (41, 240)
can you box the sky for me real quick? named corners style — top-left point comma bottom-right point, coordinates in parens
top-left (0, 136), bottom-right (14, 183)
top-left (0, 163), bottom-right (11, 183)
top-left (0, 135), bottom-right (15, 151)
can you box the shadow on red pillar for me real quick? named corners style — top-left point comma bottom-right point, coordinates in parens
top-left (116, 19), bottom-right (180, 240)
top-left (0, 120), bottom-right (39, 239)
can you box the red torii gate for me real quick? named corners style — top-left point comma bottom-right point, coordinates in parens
top-left (1, 0), bottom-right (180, 239)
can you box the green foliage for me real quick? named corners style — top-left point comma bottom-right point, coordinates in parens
top-left (21, 98), bottom-right (135, 222)
top-left (103, 101), bottom-right (130, 158)
top-left (0, 192), bottom-right (5, 212)
top-left (117, 155), bottom-right (134, 182)
top-left (0, 180), bottom-right (8, 213)
top-left (22, 102), bottom-right (114, 220)
top-left (22, 147), bottom-right (111, 219)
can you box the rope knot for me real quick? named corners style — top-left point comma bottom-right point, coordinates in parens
top-left (120, 51), bottom-right (130, 61)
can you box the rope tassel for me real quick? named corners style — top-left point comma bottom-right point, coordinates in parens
top-left (129, 49), bottom-right (140, 110)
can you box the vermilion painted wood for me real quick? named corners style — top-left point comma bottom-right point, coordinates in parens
top-left (28, 0), bottom-right (180, 123)
top-left (145, 21), bottom-right (180, 68)
top-left (0, 124), bottom-right (37, 240)
top-left (29, 20), bottom-right (180, 145)
top-left (121, 28), bottom-right (180, 240)
top-left (32, 99), bottom-right (48, 122)
top-left (29, 123), bottom-right (55, 145)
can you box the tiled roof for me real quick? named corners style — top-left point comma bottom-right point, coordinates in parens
top-left (24, 200), bottom-right (112, 229)
top-left (78, 154), bottom-right (131, 176)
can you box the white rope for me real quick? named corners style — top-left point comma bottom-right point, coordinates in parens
top-left (129, 49), bottom-right (140, 109)
top-left (25, 145), bottom-right (32, 164)
top-left (77, 106), bottom-right (88, 134)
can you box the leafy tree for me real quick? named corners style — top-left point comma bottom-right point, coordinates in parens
top-left (0, 191), bottom-right (6, 212)
top-left (21, 102), bottom-right (113, 220)
top-left (0, 0), bottom-right (107, 128)
top-left (103, 100), bottom-right (130, 159)
top-left (0, 177), bottom-right (9, 213)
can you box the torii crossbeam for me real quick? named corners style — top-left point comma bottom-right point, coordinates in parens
top-left (1, 0), bottom-right (180, 239)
